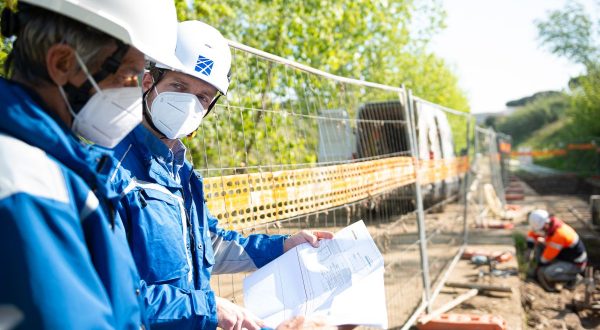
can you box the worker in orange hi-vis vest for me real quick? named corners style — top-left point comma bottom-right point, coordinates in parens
top-left (525, 209), bottom-right (587, 292)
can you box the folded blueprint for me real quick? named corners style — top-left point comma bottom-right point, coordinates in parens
top-left (243, 220), bottom-right (387, 328)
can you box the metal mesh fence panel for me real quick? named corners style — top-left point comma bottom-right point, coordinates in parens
top-left (184, 41), bottom-right (475, 328)
top-left (472, 127), bottom-right (508, 227)
top-left (409, 97), bottom-right (471, 312)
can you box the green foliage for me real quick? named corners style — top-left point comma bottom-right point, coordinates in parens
top-left (505, 91), bottom-right (563, 108)
top-left (0, 0), bottom-right (10, 77)
top-left (536, 1), bottom-right (599, 68)
top-left (535, 148), bottom-right (599, 176)
top-left (0, 0), bottom-right (470, 171)
top-left (176, 0), bottom-right (469, 170)
top-left (570, 65), bottom-right (600, 136)
top-left (508, 1), bottom-right (600, 176)
top-left (516, 115), bottom-right (599, 176)
top-left (536, 0), bottom-right (600, 139)
top-left (494, 93), bottom-right (569, 146)
top-left (520, 118), bottom-right (572, 148)
top-left (512, 232), bottom-right (529, 274)
top-left (484, 116), bottom-right (497, 128)
top-left (181, 0), bottom-right (455, 90)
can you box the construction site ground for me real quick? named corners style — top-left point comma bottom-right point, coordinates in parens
top-left (420, 172), bottom-right (600, 330)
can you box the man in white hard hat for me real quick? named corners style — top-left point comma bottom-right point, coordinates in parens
top-left (525, 209), bottom-right (587, 291)
top-left (0, 0), bottom-right (181, 328)
top-left (111, 20), bottom-right (334, 330)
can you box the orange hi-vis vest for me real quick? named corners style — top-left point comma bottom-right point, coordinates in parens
top-left (527, 217), bottom-right (587, 266)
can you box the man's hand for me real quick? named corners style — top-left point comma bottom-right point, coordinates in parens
top-left (284, 230), bottom-right (335, 253)
top-left (216, 296), bottom-right (264, 330)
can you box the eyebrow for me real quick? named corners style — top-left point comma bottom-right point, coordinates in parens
top-left (118, 64), bottom-right (144, 76)
top-left (171, 78), bottom-right (189, 88)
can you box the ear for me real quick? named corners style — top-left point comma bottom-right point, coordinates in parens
top-left (142, 72), bottom-right (155, 93)
top-left (46, 44), bottom-right (78, 86)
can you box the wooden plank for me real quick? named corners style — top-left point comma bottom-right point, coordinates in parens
top-left (419, 289), bottom-right (479, 324)
top-left (445, 282), bottom-right (512, 293)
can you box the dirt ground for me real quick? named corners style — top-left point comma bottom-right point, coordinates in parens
top-left (517, 174), bottom-right (600, 330)
top-left (423, 228), bottom-right (524, 329)
top-left (420, 173), bottom-right (600, 330)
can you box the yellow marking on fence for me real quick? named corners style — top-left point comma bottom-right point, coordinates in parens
top-left (204, 156), bottom-right (469, 229)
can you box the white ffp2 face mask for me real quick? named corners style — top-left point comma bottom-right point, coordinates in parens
top-left (67, 87), bottom-right (143, 148)
top-left (59, 52), bottom-right (143, 148)
top-left (149, 91), bottom-right (206, 139)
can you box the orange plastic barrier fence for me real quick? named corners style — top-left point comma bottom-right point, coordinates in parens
top-left (498, 142), bottom-right (511, 153)
top-left (567, 143), bottom-right (596, 150)
top-left (417, 313), bottom-right (507, 330)
top-left (511, 149), bottom-right (567, 157)
top-left (510, 143), bottom-right (598, 157)
top-left (204, 156), bottom-right (469, 229)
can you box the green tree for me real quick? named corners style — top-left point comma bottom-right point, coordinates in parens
top-left (495, 92), bottom-right (569, 145)
top-left (1, 1), bottom-right (470, 170)
top-left (536, 1), bottom-right (599, 68)
top-left (536, 0), bottom-right (600, 138)
top-left (173, 0), bottom-right (470, 170)
top-left (0, 0), bottom-right (12, 77)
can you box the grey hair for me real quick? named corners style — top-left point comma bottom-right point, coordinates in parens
top-left (6, 5), bottom-right (114, 85)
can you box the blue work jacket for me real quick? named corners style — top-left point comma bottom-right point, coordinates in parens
top-left (0, 78), bottom-right (147, 329)
top-left (112, 125), bottom-right (288, 330)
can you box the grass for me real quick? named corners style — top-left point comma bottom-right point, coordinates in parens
top-left (512, 231), bottom-right (530, 275)
top-left (516, 118), bottom-right (600, 176)
top-left (535, 153), bottom-right (599, 176)
top-left (521, 118), bottom-right (572, 149)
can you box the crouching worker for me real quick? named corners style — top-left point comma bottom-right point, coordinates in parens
top-left (526, 209), bottom-right (587, 292)
top-left (111, 20), bottom-right (333, 330)
top-left (0, 0), bottom-right (181, 328)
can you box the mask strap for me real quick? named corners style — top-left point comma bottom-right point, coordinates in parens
top-left (142, 69), bottom-right (166, 100)
top-left (57, 84), bottom-right (77, 119)
top-left (142, 70), bottom-right (168, 138)
top-left (73, 52), bottom-right (102, 93)
top-left (203, 92), bottom-right (223, 118)
top-left (63, 41), bottom-right (129, 113)
top-left (75, 41), bottom-right (130, 97)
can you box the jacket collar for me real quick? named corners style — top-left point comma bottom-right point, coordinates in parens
top-left (0, 77), bottom-right (119, 200)
top-left (128, 125), bottom-right (186, 189)
top-left (546, 216), bottom-right (563, 237)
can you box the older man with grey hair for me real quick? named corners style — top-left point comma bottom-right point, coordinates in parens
top-left (0, 0), bottom-right (182, 328)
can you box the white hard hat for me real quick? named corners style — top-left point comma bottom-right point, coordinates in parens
top-left (529, 209), bottom-right (550, 232)
top-left (20, 0), bottom-right (182, 70)
top-left (157, 20), bottom-right (232, 95)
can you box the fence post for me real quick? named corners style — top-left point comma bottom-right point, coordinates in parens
top-left (462, 117), bottom-right (472, 244)
top-left (489, 129), bottom-right (506, 204)
top-left (474, 127), bottom-right (484, 226)
top-left (401, 87), bottom-right (432, 312)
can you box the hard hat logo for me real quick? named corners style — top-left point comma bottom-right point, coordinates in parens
top-left (195, 55), bottom-right (214, 76)
top-left (155, 20), bottom-right (232, 95)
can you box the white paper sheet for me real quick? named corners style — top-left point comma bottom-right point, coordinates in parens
top-left (243, 220), bottom-right (387, 329)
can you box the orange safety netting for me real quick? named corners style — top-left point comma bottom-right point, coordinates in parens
top-left (499, 142), bottom-right (512, 153)
top-left (567, 143), bottom-right (596, 151)
top-left (204, 156), bottom-right (469, 229)
top-left (509, 143), bottom-right (599, 157)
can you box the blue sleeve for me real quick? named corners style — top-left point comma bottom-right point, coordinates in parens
top-left (206, 205), bottom-right (288, 273)
top-left (190, 169), bottom-right (287, 273)
top-left (0, 193), bottom-right (116, 329)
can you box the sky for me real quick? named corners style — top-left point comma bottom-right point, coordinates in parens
top-left (430, 0), bottom-right (595, 114)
